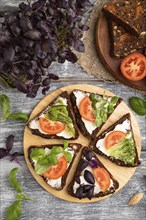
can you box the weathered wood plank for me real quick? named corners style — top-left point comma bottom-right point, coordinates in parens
top-left (0, 153), bottom-right (146, 220)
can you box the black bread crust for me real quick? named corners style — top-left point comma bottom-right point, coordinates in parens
top-left (90, 113), bottom-right (140, 167)
top-left (68, 147), bottom-right (119, 199)
top-left (28, 143), bottom-right (81, 190)
top-left (70, 89), bottom-right (122, 140)
top-left (27, 91), bottom-right (79, 140)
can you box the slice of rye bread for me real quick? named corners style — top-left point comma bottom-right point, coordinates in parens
top-left (108, 20), bottom-right (146, 58)
top-left (70, 89), bottom-right (122, 140)
top-left (28, 143), bottom-right (81, 190)
top-left (102, 0), bottom-right (146, 36)
top-left (68, 147), bottom-right (119, 199)
top-left (27, 91), bottom-right (79, 140)
top-left (90, 113), bottom-right (140, 167)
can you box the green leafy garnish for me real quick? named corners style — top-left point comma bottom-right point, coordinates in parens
top-left (129, 97), bottom-right (146, 116)
top-left (89, 93), bottom-right (118, 127)
top-left (46, 98), bottom-right (75, 138)
top-left (9, 168), bottom-right (22, 193)
top-left (6, 168), bottom-right (33, 220)
top-left (30, 141), bottom-right (72, 175)
top-left (0, 94), bottom-right (28, 122)
top-left (108, 137), bottom-right (136, 165)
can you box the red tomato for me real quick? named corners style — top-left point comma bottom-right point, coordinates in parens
top-left (93, 167), bottom-right (110, 192)
top-left (39, 117), bottom-right (65, 134)
top-left (79, 96), bottom-right (95, 122)
top-left (105, 130), bottom-right (126, 149)
top-left (120, 53), bottom-right (146, 81)
top-left (43, 156), bottom-right (68, 179)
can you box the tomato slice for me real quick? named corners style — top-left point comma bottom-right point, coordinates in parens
top-left (105, 130), bottom-right (126, 149)
top-left (43, 156), bottom-right (68, 179)
top-left (120, 53), bottom-right (146, 81)
top-left (93, 167), bottom-right (110, 192)
top-left (39, 117), bottom-right (65, 134)
top-left (79, 96), bottom-right (95, 122)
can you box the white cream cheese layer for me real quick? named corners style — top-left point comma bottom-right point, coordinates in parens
top-left (33, 147), bottom-right (75, 189)
top-left (73, 165), bottom-right (114, 195)
top-left (96, 119), bottom-right (131, 155)
top-left (29, 97), bottom-right (72, 139)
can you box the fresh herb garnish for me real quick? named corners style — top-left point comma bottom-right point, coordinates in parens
top-left (0, 135), bottom-right (21, 164)
top-left (46, 99), bottom-right (75, 138)
top-left (108, 137), bottom-right (136, 165)
top-left (89, 93), bottom-right (118, 127)
top-left (129, 97), bottom-right (146, 116)
top-left (0, 94), bottom-right (28, 122)
top-left (6, 168), bottom-right (33, 220)
top-left (30, 141), bottom-right (72, 175)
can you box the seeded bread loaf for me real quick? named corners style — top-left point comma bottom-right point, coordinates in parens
top-left (103, 0), bottom-right (146, 36)
top-left (90, 113), bottom-right (140, 167)
top-left (108, 20), bottom-right (146, 58)
top-left (68, 147), bottom-right (119, 199)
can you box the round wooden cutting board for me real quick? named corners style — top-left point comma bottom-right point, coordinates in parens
top-left (23, 84), bottom-right (141, 203)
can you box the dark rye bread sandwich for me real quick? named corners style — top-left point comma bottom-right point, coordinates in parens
top-left (28, 142), bottom-right (81, 190)
top-left (68, 147), bottom-right (119, 199)
top-left (27, 91), bottom-right (79, 140)
top-left (102, 0), bottom-right (146, 36)
top-left (108, 20), bottom-right (146, 58)
top-left (90, 113), bottom-right (140, 167)
top-left (70, 89), bottom-right (122, 139)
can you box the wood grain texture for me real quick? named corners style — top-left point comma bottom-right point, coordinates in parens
top-left (23, 84), bottom-right (141, 203)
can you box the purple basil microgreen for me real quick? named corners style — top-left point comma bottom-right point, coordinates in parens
top-left (0, 0), bottom-right (92, 98)
top-left (6, 135), bottom-right (14, 152)
top-left (0, 148), bottom-right (8, 159)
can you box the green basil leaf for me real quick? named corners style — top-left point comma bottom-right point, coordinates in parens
top-left (47, 154), bottom-right (58, 165)
top-left (35, 162), bottom-right (50, 175)
top-left (15, 193), bottom-right (34, 201)
top-left (6, 200), bottom-right (21, 220)
top-left (95, 117), bottom-right (102, 127)
top-left (56, 98), bottom-right (64, 105)
top-left (7, 112), bottom-right (28, 122)
top-left (0, 94), bottom-right (10, 120)
top-left (107, 104), bottom-right (114, 114)
top-left (110, 96), bottom-right (118, 105)
top-left (51, 146), bottom-right (63, 155)
top-left (38, 157), bottom-right (49, 165)
top-left (65, 123), bottom-right (75, 138)
top-left (30, 148), bottom-right (46, 161)
top-left (129, 97), bottom-right (146, 116)
top-left (9, 168), bottom-right (22, 193)
top-left (63, 151), bottom-right (72, 163)
top-left (63, 140), bottom-right (68, 150)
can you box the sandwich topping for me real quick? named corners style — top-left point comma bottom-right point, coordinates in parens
top-left (72, 149), bottom-right (115, 199)
top-left (29, 96), bottom-right (75, 139)
top-left (73, 90), bottom-right (118, 134)
top-left (96, 119), bottom-right (136, 165)
top-left (29, 141), bottom-right (75, 189)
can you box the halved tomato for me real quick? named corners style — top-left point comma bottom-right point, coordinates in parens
top-left (39, 117), bottom-right (65, 134)
top-left (79, 96), bottom-right (95, 122)
top-left (43, 156), bottom-right (67, 179)
top-left (120, 53), bottom-right (146, 81)
top-left (105, 130), bottom-right (126, 149)
top-left (93, 167), bottom-right (110, 192)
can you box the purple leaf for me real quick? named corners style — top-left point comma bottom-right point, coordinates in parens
top-left (0, 148), bottom-right (7, 159)
top-left (6, 135), bottom-right (14, 152)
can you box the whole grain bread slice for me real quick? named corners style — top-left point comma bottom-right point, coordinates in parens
top-left (27, 91), bottom-right (79, 140)
top-left (70, 89), bottom-right (122, 140)
top-left (102, 0), bottom-right (146, 36)
top-left (90, 113), bottom-right (140, 167)
top-left (108, 19), bottom-right (146, 58)
top-left (28, 143), bottom-right (81, 190)
top-left (68, 147), bottom-right (119, 199)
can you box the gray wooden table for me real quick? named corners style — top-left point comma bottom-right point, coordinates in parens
top-left (0, 1), bottom-right (146, 220)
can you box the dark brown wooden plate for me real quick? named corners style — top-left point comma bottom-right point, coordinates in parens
top-left (95, 13), bottom-right (146, 91)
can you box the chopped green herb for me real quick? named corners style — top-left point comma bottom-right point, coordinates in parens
top-left (129, 97), bottom-right (146, 116)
